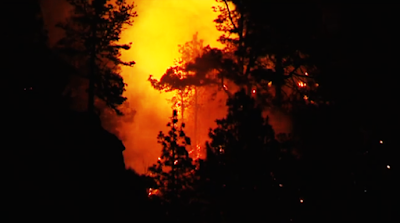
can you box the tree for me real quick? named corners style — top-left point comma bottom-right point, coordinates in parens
top-left (56, 0), bottom-right (137, 115)
top-left (172, 0), bottom-right (324, 110)
top-left (148, 110), bottom-right (196, 207)
top-left (197, 89), bottom-right (302, 222)
top-left (148, 32), bottom-right (208, 122)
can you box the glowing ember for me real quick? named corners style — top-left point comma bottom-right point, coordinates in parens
top-left (305, 72), bottom-right (308, 76)
top-left (148, 188), bottom-right (160, 196)
top-left (252, 89), bottom-right (256, 94)
top-left (379, 140), bottom-right (383, 144)
top-left (303, 95), bottom-right (308, 100)
top-left (268, 81), bottom-right (272, 87)
top-left (298, 82), bottom-right (306, 87)
top-left (300, 199), bottom-right (304, 203)
top-left (386, 165), bottom-right (390, 169)
top-left (223, 84), bottom-right (228, 90)
top-left (189, 144), bottom-right (202, 160)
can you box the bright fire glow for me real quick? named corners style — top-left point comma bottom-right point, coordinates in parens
top-left (298, 81), bottom-right (306, 87)
top-left (148, 188), bottom-right (160, 196)
top-left (118, 0), bottom-right (226, 173)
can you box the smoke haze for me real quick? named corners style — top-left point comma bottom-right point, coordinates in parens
top-left (39, 0), bottom-right (291, 174)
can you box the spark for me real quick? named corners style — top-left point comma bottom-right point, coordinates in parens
top-left (157, 157), bottom-right (161, 161)
top-left (268, 81), bottom-right (272, 87)
top-left (305, 72), bottom-right (308, 76)
top-left (252, 89), bottom-right (256, 94)
top-left (223, 84), bottom-right (228, 90)
top-left (315, 83), bottom-right (319, 87)
top-left (300, 199), bottom-right (304, 203)
top-left (387, 165), bottom-right (390, 169)
top-left (303, 95), bottom-right (308, 100)
top-left (379, 140), bottom-right (383, 144)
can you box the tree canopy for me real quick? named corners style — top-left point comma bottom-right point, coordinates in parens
top-left (57, 0), bottom-right (137, 114)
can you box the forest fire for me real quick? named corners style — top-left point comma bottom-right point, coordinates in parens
top-left (17, 1), bottom-right (394, 221)
top-left (117, 0), bottom-right (226, 173)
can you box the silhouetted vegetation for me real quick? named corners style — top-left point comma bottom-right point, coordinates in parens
top-left (56, 0), bottom-right (137, 114)
top-left (6, 0), bottom-right (394, 222)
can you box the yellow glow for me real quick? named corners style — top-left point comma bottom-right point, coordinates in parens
top-left (119, 0), bottom-right (224, 173)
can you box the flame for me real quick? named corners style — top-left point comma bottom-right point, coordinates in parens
top-left (298, 81), bottom-right (306, 88)
top-left (118, 0), bottom-right (225, 173)
top-left (148, 188), bottom-right (160, 196)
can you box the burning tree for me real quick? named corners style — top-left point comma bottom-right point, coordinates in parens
top-left (148, 32), bottom-right (205, 120)
top-left (148, 110), bottom-right (196, 202)
top-left (149, 33), bottom-right (212, 158)
top-left (56, 0), bottom-right (137, 115)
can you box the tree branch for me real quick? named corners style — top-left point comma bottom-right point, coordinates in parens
top-left (223, 0), bottom-right (237, 31)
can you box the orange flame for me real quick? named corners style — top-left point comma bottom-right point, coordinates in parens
top-left (118, 0), bottom-right (225, 173)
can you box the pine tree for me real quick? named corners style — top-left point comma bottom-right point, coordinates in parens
top-left (148, 110), bottom-right (195, 201)
top-left (198, 89), bottom-right (302, 222)
top-left (148, 32), bottom-right (208, 122)
top-left (56, 0), bottom-right (137, 115)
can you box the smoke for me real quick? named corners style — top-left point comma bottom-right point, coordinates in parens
top-left (40, 0), bottom-right (292, 174)
top-left (39, 0), bottom-right (72, 46)
top-left (118, 0), bottom-right (228, 173)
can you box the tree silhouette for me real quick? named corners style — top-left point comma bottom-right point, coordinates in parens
top-left (148, 110), bottom-right (195, 200)
top-left (148, 32), bottom-right (208, 122)
top-left (197, 89), bottom-right (302, 222)
top-left (56, 0), bottom-right (137, 115)
top-left (148, 110), bottom-right (196, 221)
top-left (166, 1), bottom-right (324, 111)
